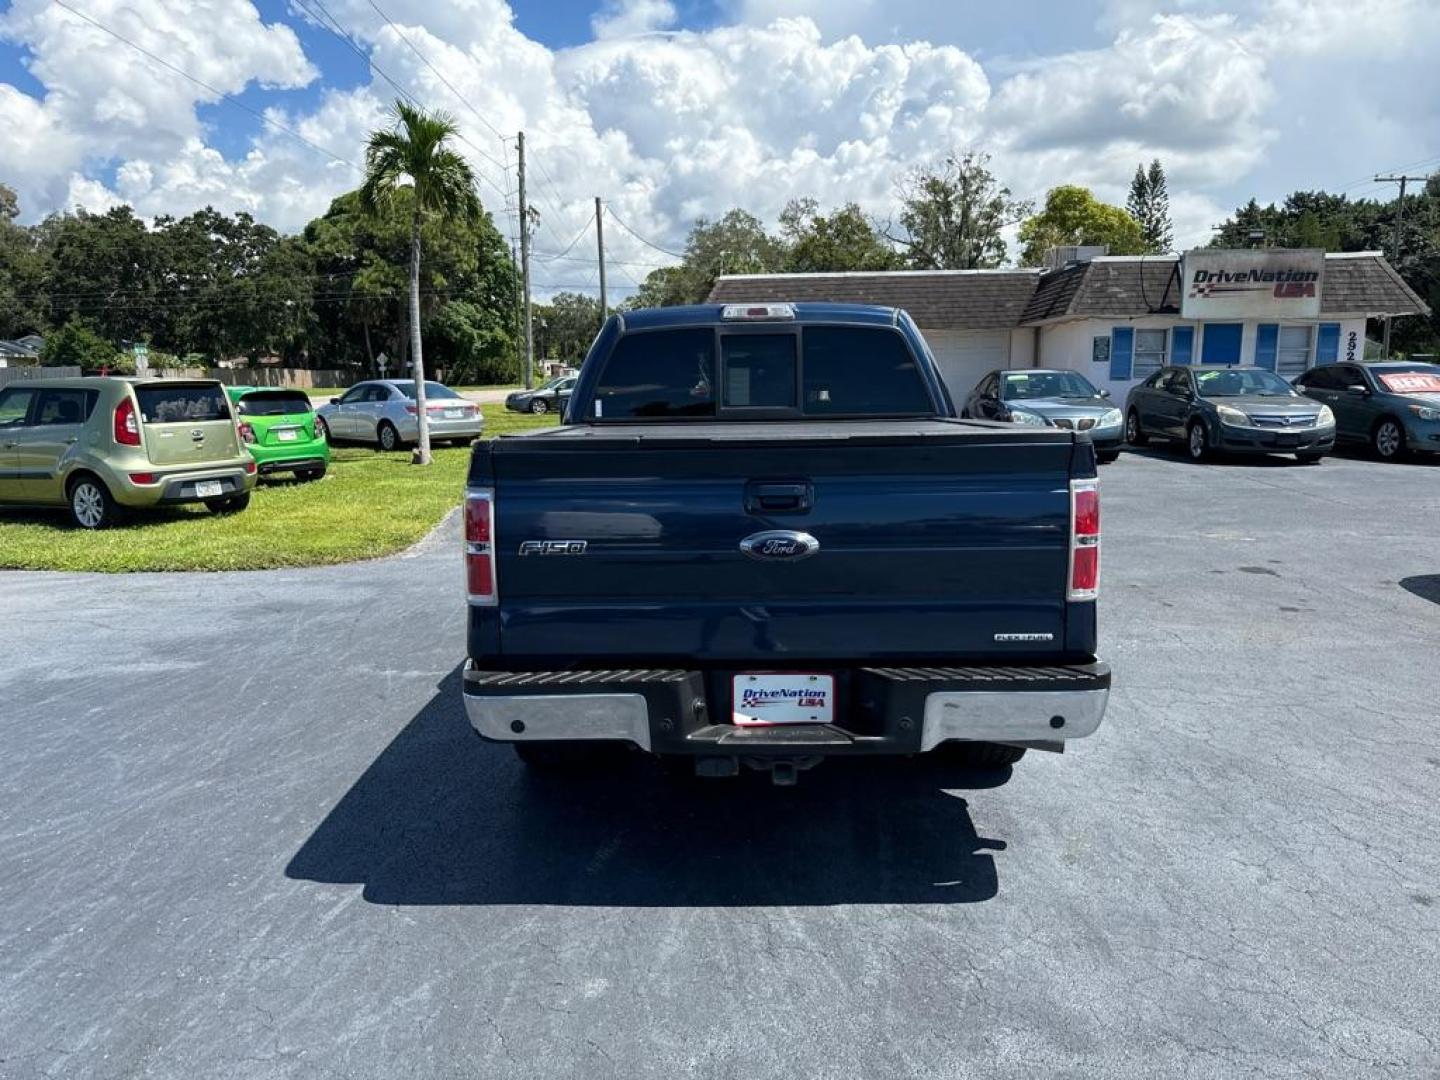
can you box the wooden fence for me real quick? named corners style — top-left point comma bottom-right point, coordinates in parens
top-left (0, 365), bottom-right (81, 388)
top-left (156, 367), bottom-right (355, 388)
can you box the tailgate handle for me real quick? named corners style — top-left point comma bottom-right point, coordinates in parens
top-left (746, 481), bottom-right (812, 514)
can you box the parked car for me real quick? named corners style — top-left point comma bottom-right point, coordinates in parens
top-left (315, 379), bottom-right (483, 450)
top-left (0, 377), bottom-right (256, 528)
top-left (1294, 361), bottom-right (1440, 460)
top-left (962, 368), bottom-right (1123, 462)
top-left (462, 303), bottom-right (1109, 783)
top-left (505, 374), bottom-right (577, 415)
top-left (1125, 365), bottom-right (1335, 462)
top-left (226, 386), bottom-right (329, 481)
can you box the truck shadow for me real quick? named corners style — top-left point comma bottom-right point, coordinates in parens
top-left (286, 668), bottom-right (1008, 907)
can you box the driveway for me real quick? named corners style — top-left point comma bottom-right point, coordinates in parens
top-left (2, 450), bottom-right (1438, 1078)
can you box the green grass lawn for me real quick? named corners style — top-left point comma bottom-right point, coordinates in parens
top-left (0, 405), bottom-right (558, 573)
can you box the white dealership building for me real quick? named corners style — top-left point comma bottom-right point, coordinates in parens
top-left (710, 249), bottom-right (1430, 403)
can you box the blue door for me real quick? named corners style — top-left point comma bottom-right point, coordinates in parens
top-left (1200, 323), bottom-right (1243, 365)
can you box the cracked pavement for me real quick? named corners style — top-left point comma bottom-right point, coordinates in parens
top-left (1, 448), bottom-right (1438, 1078)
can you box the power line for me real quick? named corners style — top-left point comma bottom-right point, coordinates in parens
top-left (532, 218), bottom-right (593, 263)
top-left (49, 0), bottom-right (360, 175)
top-left (604, 206), bottom-right (685, 260)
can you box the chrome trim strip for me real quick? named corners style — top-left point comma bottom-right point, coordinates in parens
top-left (920, 688), bottom-right (1108, 750)
top-left (464, 692), bottom-right (652, 751)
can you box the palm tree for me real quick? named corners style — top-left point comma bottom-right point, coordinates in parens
top-left (360, 102), bottom-right (481, 464)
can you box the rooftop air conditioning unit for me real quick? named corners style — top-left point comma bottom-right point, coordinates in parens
top-left (1045, 245), bottom-right (1108, 270)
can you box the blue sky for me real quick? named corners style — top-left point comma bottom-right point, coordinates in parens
top-left (0, 0), bottom-right (1436, 291)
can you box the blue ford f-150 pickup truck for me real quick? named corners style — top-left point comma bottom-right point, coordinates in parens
top-left (462, 302), bottom-right (1108, 783)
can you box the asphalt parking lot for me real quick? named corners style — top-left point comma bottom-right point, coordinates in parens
top-left (3, 447), bottom-right (1438, 1079)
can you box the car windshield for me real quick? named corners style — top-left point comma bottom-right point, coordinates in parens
top-left (1002, 371), bottom-right (1099, 400)
top-left (1374, 366), bottom-right (1440, 395)
top-left (392, 381), bottom-right (461, 400)
top-left (235, 391), bottom-right (313, 416)
top-left (1194, 369), bottom-right (1297, 398)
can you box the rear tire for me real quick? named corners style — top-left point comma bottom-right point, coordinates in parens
top-left (204, 492), bottom-right (251, 514)
top-left (934, 743), bottom-right (1027, 768)
top-left (1125, 410), bottom-right (1149, 446)
top-left (377, 421), bottom-right (400, 452)
top-left (1096, 450), bottom-right (1120, 464)
top-left (68, 475), bottom-right (120, 530)
top-left (512, 741), bottom-right (601, 771)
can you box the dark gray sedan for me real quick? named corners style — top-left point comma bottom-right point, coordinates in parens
top-left (1125, 365), bottom-right (1335, 462)
top-left (505, 374), bottom-right (577, 415)
top-left (962, 369), bottom-right (1124, 462)
top-left (1295, 361), bottom-right (1440, 460)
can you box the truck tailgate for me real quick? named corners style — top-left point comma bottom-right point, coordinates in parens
top-left (480, 421), bottom-right (1080, 664)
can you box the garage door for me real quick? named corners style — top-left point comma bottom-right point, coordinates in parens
top-left (922, 330), bottom-right (1012, 401)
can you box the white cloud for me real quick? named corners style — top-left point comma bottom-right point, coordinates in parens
top-left (0, 0), bottom-right (1436, 287)
top-left (591, 0), bottom-right (678, 39)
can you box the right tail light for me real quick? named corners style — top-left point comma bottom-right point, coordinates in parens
top-left (1068, 477), bottom-right (1100, 601)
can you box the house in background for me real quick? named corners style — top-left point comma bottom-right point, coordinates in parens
top-left (0, 334), bottom-right (44, 367)
top-left (709, 250), bottom-right (1430, 403)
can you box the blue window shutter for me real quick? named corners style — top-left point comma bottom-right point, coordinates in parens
top-left (1171, 325), bottom-right (1194, 366)
top-left (1255, 324), bottom-right (1279, 371)
top-left (1110, 327), bottom-right (1134, 381)
top-left (1316, 323), bottom-right (1341, 364)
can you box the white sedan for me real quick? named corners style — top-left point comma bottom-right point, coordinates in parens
top-left (315, 379), bottom-right (485, 450)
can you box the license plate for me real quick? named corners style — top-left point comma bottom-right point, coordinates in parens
top-left (277, 429), bottom-right (298, 441)
top-left (445, 409), bottom-right (464, 419)
top-left (732, 673), bottom-right (835, 726)
top-left (195, 481), bottom-right (223, 498)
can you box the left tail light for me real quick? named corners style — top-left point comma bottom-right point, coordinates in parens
top-left (1068, 477), bottom-right (1100, 601)
top-left (465, 487), bottom-right (496, 606)
top-left (238, 421), bottom-right (256, 444)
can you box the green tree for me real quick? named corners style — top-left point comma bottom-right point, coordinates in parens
top-left (1127, 159), bottom-right (1174, 253)
top-left (39, 317), bottom-right (120, 370)
top-left (1019, 185), bottom-right (1147, 265)
top-left (39, 206), bottom-right (159, 346)
top-left (779, 199), bottom-right (899, 272)
top-left (0, 184), bottom-right (48, 340)
top-left (360, 101), bottom-right (483, 465)
top-left (892, 151), bottom-right (1030, 269)
top-left (539, 291), bottom-right (604, 360)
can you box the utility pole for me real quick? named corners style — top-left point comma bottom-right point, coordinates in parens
top-left (1375, 174), bottom-right (1427, 358)
top-left (510, 241), bottom-right (523, 381)
top-left (517, 131), bottom-right (535, 389)
top-left (595, 196), bottom-right (608, 326)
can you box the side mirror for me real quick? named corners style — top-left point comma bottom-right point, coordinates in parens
top-left (1100, 389), bottom-right (1111, 398)
top-left (1345, 385), bottom-right (1368, 396)
top-left (330, 397), bottom-right (340, 405)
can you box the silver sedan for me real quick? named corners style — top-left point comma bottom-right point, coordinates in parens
top-left (315, 379), bottom-right (485, 451)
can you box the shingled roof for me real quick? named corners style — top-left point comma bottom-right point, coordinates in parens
top-left (1021, 253), bottom-right (1430, 323)
top-left (708, 270), bottom-right (1042, 330)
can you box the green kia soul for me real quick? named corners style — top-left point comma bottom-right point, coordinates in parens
top-left (0, 377), bottom-right (256, 528)
top-left (226, 386), bottom-right (329, 481)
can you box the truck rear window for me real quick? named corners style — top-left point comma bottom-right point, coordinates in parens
top-left (801, 327), bottom-right (932, 415)
top-left (235, 391), bottom-right (313, 416)
top-left (136, 385), bottom-right (231, 423)
top-left (591, 324), bottom-right (935, 420)
top-left (594, 329), bottom-right (716, 419)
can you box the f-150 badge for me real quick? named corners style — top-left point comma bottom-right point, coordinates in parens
top-left (518, 540), bottom-right (588, 556)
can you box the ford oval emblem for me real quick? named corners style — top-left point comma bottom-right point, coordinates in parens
top-left (740, 530), bottom-right (820, 562)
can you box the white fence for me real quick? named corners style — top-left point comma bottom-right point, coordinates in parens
top-left (0, 365), bottom-right (81, 388)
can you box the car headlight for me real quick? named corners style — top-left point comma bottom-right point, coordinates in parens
top-left (1216, 404), bottom-right (1250, 426)
top-left (1316, 404), bottom-right (1336, 427)
top-left (1006, 408), bottom-right (1049, 427)
top-left (1409, 403), bottom-right (1440, 422)
top-left (1098, 408), bottom-right (1123, 427)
